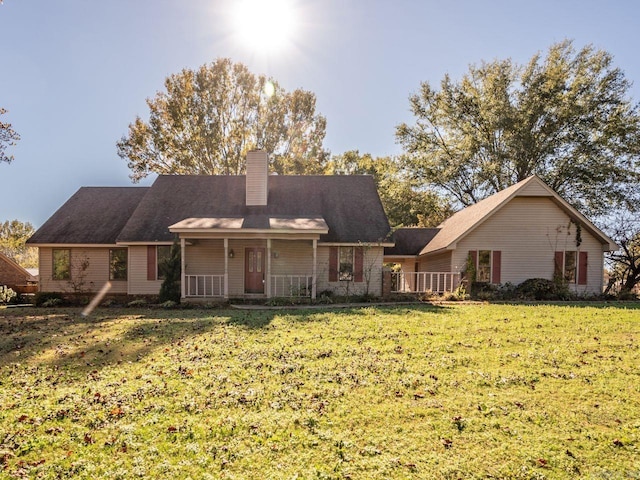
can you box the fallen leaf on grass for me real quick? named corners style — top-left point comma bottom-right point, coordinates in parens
top-left (110, 407), bottom-right (124, 417)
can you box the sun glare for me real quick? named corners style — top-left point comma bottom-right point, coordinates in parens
top-left (232, 0), bottom-right (297, 54)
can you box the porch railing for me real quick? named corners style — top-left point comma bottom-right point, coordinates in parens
top-left (185, 274), bottom-right (224, 297)
top-left (270, 275), bottom-right (313, 297)
top-left (391, 272), bottom-right (461, 294)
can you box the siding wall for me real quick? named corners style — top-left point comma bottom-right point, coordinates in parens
top-left (419, 251), bottom-right (452, 272)
top-left (185, 240), bottom-right (225, 276)
top-left (316, 246), bottom-right (385, 296)
top-left (124, 241), bottom-right (387, 298)
top-left (451, 197), bottom-right (604, 293)
top-left (129, 246), bottom-right (162, 294)
top-left (39, 247), bottom-right (128, 294)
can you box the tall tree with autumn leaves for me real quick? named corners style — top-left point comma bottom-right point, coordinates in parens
top-left (0, 108), bottom-right (20, 164)
top-left (117, 58), bottom-right (328, 181)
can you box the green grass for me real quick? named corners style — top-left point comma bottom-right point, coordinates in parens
top-left (0, 303), bottom-right (639, 479)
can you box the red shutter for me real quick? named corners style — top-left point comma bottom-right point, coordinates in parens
top-left (354, 247), bottom-right (364, 282)
top-left (147, 246), bottom-right (156, 281)
top-left (469, 250), bottom-right (477, 268)
top-left (578, 251), bottom-right (588, 285)
top-left (554, 251), bottom-right (564, 278)
top-left (491, 250), bottom-right (501, 284)
top-left (329, 247), bottom-right (338, 282)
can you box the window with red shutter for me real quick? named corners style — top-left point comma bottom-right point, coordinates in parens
top-left (329, 247), bottom-right (338, 282)
top-left (147, 246), bottom-right (156, 281)
top-left (491, 251), bottom-right (501, 284)
top-left (354, 247), bottom-right (364, 283)
top-left (578, 251), bottom-right (588, 285)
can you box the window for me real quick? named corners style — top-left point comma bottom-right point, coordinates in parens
top-left (477, 250), bottom-right (491, 283)
top-left (157, 245), bottom-right (172, 280)
top-left (109, 248), bottom-right (127, 281)
top-left (564, 251), bottom-right (577, 283)
top-left (339, 247), bottom-right (354, 281)
top-left (555, 250), bottom-right (585, 285)
top-left (52, 249), bottom-right (71, 280)
top-left (469, 250), bottom-right (501, 284)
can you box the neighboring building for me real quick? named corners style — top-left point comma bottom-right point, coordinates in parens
top-left (384, 176), bottom-right (618, 295)
top-left (0, 252), bottom-right (37, 294)
top-left (27, 151), bottom-right (392, 300)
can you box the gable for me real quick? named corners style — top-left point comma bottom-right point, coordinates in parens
top-left (0, 252), bottom-right (35, 285)
top-left (420, 176), bottom-right (617, 255)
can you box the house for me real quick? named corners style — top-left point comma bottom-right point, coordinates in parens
top-left (384, 176), bottom-right (618, 295)
top-left (0, 251), bottom-right (38, 294)
top-left (27, 151), bottom-right (392, 300)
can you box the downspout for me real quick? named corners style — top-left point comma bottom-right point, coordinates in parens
top-left (180, 238), bottom-right (186, 299)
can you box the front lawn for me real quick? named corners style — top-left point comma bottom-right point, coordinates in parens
top-left (0, 303), bottom-right (638, 479)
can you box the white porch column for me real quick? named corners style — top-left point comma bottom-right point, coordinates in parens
top-left (224, 238), bottom-right (229, 299)
top-left (180, 238), bottom-right (186, 299)
top-left (266, 238), bottom-right (272, 298)
top-left (312, 239), bottom-right (317, 300)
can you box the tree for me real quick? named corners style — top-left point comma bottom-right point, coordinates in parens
top-left (606, 213), bottom-right (640, 295)
top-left (117, 58), bottom-right (328, 181)
top-left (0, 219), bottom-right (37, 269)
top-left (0, 108), bottom-right (20, 164)
top-left (158, 242), bottom-right (181, 304)
top-left (396, 40), bottom-right (640, 218)
top-left (325, 151), bottom-right (453, 227)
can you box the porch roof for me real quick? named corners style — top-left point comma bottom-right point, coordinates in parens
top-left (169, 215), bottom-right (329, 234)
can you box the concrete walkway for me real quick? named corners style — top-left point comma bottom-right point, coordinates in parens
top-left (229, 301), bottom-right (435, 311)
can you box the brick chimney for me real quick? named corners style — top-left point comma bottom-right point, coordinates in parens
top-left (245, 150), bottom-right (268, 206)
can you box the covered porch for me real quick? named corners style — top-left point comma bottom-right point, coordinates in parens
top-left (170, 216), bottom-right (327, 300)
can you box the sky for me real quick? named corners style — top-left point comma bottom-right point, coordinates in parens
top-left (2, 0), bottom-right (640, 227)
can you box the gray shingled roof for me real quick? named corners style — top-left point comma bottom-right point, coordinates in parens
top-left (27, 187), bottom-right (150, 244)
top-left (384, 228), bottom-right (440, 256)
top-left (29, 175), bottom-right (390, 245)
top-left (118, 175), bottom-right (390, 243)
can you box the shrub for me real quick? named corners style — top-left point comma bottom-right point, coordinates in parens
top-left (0, 285), bottom-right (17, 304)
top-left (42, 298), bottom-right (64, 307)
top-left (34, 291), bottom-right (65, 307)
top-left (158, 242), bottom-right (181, 304)
top-left (127, 299), bottom-right (148, 308)
top-left (515, 278), bottom-right (573, 301)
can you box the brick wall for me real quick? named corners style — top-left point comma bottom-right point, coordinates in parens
top-left (0, 255), bottom-right (30, 290)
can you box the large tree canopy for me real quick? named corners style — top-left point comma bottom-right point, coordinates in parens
top-left (0, 219), bottom-right (37, 269)
top-left (117, 58), bottom-right (328, 181)
top-left (0, 108), bottom-right (20, 164)
top-left (396, 40), bottom-right (640, 217)
top-left (606, 213), bottom-right (640, 295)
top-left (325, 151), bottom-right (453, 228)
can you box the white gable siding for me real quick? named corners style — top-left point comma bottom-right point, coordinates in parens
top-left (39, 247), bottom-right (128, 294)
top-left (451, 197), bottom-right (604, 293)
top-left (518, 181), bottom-right (551, 196)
